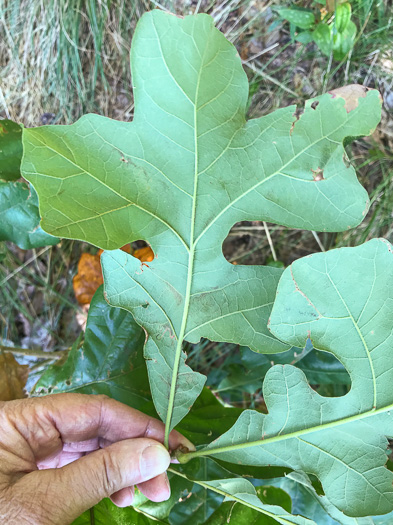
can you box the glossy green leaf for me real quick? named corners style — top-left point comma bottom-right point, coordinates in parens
top-left (169, 458), bottom-right (292, 524)
top-left (33, 285), bottom-right (153, 413)
top-left (22, 11), bottom-right (381, 439)
top-left (178, 476), bottom-right (315, 525)
top-left (276, 8), bottom-right (316, 29)
top-left (214, 349), bottom-right (271, 395)
top-left (72, 499), bottom-right (167, 524)
top-left (169, 458), bottom-right (230, 524)
top-left (170, 458), bottom-right (314, 524)
top-left (0, 181), bottom-right (59, 249)
top-left (178, 387), bottom-right (243, 446)
top-left (0, 119), bottom-right (22, 181)
top-left (205, 486), bottom-right (292, 524)
top-left (335, 3), bottom-right (352, 33)
top-left (183, 240), bottom-right (393, 517)
top-left (133, 472), bottom-right (193, 522)
top-left (170, 482), bottom-right (223, 525)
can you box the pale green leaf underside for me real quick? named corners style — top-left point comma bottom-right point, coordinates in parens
top-left (0, 182), bottom-right (59, 249)
top-left (197, 239), bottom-right (393, 517)
top-left (22, 11), bottom-right (381, 430)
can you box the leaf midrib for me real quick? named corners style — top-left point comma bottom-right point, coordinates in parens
top-left (162, 18), bottom-right (212, 446)
top-left (180, 403), bottom-right (393, 462)
top-left (325, 271), bottom-right (377, 408)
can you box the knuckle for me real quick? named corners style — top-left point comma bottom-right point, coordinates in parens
top-left (100, 450), bottom-right (121, 496)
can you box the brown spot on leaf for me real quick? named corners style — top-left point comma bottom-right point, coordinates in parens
top-left (0, 123), bottom-right (9, 135)
top-left (328, 84), bottom-right (376, 113)
top-left (312, 167), bottom-right (324, 181)
top-left (290, 107), bottom-right (304, 135)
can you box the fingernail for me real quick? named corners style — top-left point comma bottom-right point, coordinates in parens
top-left (141, 445), bottom-right (170, 479)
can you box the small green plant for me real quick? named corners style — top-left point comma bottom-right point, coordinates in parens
top-left (275, 1), bottom-right (357, 60)
top-left (3, 8), bottom-right (393, 524)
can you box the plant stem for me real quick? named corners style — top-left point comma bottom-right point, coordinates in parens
top-left (0, 345), bottom-right (63, 360)
top-left (176, 403), bottom-right (393, 463)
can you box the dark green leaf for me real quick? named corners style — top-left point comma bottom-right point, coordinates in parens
top-left (0, 181), bottom-right (59, 249)
top-left (34, 286), bottom-right (153, 413)
top-left (169, 458), bottom-right (228, 524)
top-left (133, 472), bottom-right (193, 521)
top-left (205, 486), bottom-right (292, 524)
top-left (178, 387), bottom-right (243, 446)
top-left (296, 349), bottom-right (350, 385)
top-left (72, 499), bottom-right (167, 524)
top-left (0, 120), bottom-right (23, 181)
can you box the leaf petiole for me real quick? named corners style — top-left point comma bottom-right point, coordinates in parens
top-left (176, 403), bottom-right (393, 463)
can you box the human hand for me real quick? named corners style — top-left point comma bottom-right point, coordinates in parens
top-left (0, 393), bottom-right (194, 525)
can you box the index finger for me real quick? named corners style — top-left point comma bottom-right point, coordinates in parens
top-left (8, 393), bottom-right (195, 453)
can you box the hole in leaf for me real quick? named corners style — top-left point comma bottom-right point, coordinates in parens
top-left (132, 240), bottom-right (155, 263)
top-left (65, 380), bottom-right (71, 386)
top-left (300, 349), bottom-right (350, 398)
top-left (293, 106), bottom-right (304, 119)
top-left (311, 101), bottom-right (319, 110)
top-left (309, 474), bottom-right (325, 495)
top-left (222, 221), bottom-right (269, 265)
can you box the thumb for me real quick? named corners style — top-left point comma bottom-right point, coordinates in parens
top-left (18, 438), bottom-right (170, 524)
